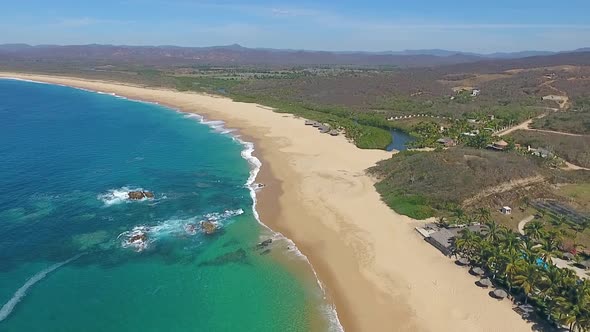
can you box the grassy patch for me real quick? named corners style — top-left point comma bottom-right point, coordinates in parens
top-left (377, 189), bottom-right (436, 219)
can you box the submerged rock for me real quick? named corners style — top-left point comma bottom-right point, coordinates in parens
top-left (198, 248), bottom-right (247, 267)
top-left (256, 239), bottom-right (273, 250)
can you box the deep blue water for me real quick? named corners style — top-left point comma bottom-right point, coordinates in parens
top-left (0, 79), bottom-right (334, 331)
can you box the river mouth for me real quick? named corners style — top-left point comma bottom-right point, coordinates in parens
top-left (386, 129), bottom-right (415, 151)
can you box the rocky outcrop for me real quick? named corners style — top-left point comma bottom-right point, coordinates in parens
top-left (256, 239), bottom-right (272, 249)
top-left (200, 220), bottom-right (218, 235)
top-left (128, 191), bottom-right (154, 200)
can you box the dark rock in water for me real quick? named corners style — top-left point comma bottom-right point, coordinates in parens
top-left (200, 220), bottom-right (218, 235)
top-left (260, 249), bottom-right (271, 256)
top-left (198, 249), bottom-right (247, 267)
top-left (256, 239), bottom-right (273, 250)
top-left (128, 191), bottom-right (154, 200)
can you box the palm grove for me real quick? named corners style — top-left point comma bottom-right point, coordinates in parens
top-left (454, 215), bottom-right (590, 331)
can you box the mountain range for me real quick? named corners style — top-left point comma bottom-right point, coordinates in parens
top-left (0, 43), bottom-right (588, 68)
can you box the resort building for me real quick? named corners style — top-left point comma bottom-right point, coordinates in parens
top-left (416, 223), bottom-right (485, 256)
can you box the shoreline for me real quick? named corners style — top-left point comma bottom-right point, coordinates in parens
top-left (0, 73), bottom-right (535, 332)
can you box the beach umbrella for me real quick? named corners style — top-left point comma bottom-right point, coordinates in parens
top-left (492, 289), bottom-right (508, 299)
top-left (477, 278), bottom-right (493, 288)
top-left (457, 257), bottom-right (470, 266)
top-left (470, 267), bottom-right (485, 276)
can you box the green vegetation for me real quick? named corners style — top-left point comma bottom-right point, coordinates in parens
top-left (231, 94), bottom-right (393, 149)
top-left (173, 76), bottom-right (242, 92)
top-left (454, 219), bottom-right (590, 331)
top-left (369, 148), bottom-right (543, 218)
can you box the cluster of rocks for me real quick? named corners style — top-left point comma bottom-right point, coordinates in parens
top-left (127, 191), bottom-right (154, 200)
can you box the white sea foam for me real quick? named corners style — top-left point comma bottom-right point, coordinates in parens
top-left (0, 254), bottom-right (84, 322)
top-left (186, 111), bottom-right (344, 332)
top-left (0, 77), bottom-right (344, 331)
top-left (97, 187), bottom-right (158, 206)
top-left (118, 209), bottom-right (245, 251)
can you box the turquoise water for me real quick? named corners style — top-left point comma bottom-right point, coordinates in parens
top-left (0, 79), bottom-right (336, 331)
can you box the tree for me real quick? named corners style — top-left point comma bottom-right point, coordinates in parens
top-left (513, 262), bottom-right (544, 304)
top-left (524, 220), bottom-right (546, 242)
top-left (483, 220), bottom-right (505, 243)
top-left (538, 236), bottom-right (560, 263)
top-left (474, 207), bottom-right (492, 224)
top-left (455, 229), bottom-right (482, 262)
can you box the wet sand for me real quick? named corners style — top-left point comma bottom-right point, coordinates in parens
top-left (1, 73), bottom-right (534, 332)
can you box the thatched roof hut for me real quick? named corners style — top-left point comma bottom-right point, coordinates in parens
top-left (457, 257), bottom-right (470, 266)
top-left (476, 278), bottom-right (493, 288)
top-left (470, 267), bottom-right (485, 276)
top-left (491, 289), bottom-right (508, 299)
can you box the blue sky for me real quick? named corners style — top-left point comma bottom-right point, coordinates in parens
top-left (1, 0), bottom-right (589, 52)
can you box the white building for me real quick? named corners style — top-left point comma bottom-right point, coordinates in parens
top-left (501, 206), bottom-right (512, 215)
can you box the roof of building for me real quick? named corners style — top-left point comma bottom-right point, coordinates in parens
top-left (494, 140), bottom-right (509, 147)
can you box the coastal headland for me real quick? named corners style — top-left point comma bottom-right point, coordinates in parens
top-left (0, 72), bottom-right (534, 332)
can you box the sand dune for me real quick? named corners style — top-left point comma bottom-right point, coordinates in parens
top-left (0, 73), bottom-right (534, 332)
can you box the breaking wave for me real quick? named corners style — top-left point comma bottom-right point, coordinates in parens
top-left (97, 187), bottom-right (160, 206)
top-left (118, 209), bottom-right (244, 252)
top-left (0, 254), bottom-right (84, 322)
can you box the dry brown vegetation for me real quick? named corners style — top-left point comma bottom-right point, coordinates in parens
top-left (508, 130), bottom-right (590, 168)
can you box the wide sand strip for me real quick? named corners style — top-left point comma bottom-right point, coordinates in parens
top-left (1, 73), bottom-right (533, 332)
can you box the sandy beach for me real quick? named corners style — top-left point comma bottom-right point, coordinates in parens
top-left (1, 72), bottom-right (534, 332)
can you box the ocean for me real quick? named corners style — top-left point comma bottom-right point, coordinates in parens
top-left (0, 79), bottom-right (339, 331)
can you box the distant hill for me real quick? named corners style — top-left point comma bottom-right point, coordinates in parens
top-left (0, 43), bottom-right (588, 69)
top-left (0, 43), bottom-right (485, 68)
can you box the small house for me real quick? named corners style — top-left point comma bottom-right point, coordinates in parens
top-left (501, 206), bottom-right (512, 215)
top-left (471, 89), bottom-right (481, 97)
top-left (436, 137), bottom-right (456, 147)
top-left (531, 148), bottom-right (554, 159)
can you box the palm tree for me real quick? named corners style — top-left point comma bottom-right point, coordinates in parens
top-left (501, 231), bottom-right (521, 254)
top-left (453, 208), bottom-right (467, 225)
top-left (538, 236), bottom-right (560, 263)
top-left (513, 262), bottom-right (544, 304)
top-left (483, 220), bottom-right (505, 243)
top-left (524, 220), bottom-right (546, 242)
top-left (504, 249), bottom-right (524, 296)
top-left (540, 264), bottom-right (565, 321)
top-left (455, 229), bottom-right (482, 262)
top-left (475, 207), bottom-right (492, 224)
top-left (560, 280), bottom-right (590, 331)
